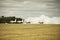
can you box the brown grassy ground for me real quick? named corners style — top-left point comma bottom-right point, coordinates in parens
top-left (0, 24), bottom-right (60, 40)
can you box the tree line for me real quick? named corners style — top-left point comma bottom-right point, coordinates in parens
top-left (0, 16), bottom-right (23, 24)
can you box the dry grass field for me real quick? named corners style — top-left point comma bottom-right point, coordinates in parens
top-left (0, 24), bottom-right (60, 40)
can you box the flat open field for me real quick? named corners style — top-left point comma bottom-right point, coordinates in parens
top-left (0, 24), bottom-right (60, 40)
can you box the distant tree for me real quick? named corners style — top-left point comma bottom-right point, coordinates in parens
top-left (0, 16), bottom-right (24, 24)
top-left (1, 16), bottom-right (4, 18)
top-left (0, 16), bottom-right (5, 23)
top-left (16, 18), bottom-right (22, 21)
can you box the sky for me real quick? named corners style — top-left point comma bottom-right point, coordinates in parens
top-left (25, 15), bottom-right (60, 24)
top-left (0, 0), bottom-right (60, 19)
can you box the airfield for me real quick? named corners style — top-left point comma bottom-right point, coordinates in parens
top-left (0, 24), bottom-right (60, 40)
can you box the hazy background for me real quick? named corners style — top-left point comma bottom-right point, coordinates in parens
top-left (0, 0), bottom-right (60, 19)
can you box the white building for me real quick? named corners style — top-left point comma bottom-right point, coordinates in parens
top-left (10, 19), bottom-right (24, 24)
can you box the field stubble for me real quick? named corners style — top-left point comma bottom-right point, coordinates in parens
top-left (0, 24), bottom-right (60, 40)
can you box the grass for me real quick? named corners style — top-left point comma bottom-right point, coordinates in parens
top-left (0, 24), bottom-right (60, 40)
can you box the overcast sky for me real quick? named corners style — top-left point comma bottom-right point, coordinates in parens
top-left (0, 0), bottom-right (60, 18)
